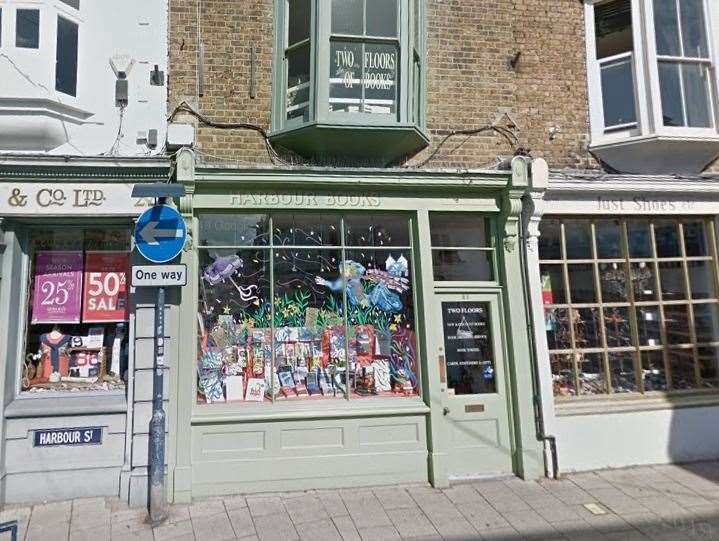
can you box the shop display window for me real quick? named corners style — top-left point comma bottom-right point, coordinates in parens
top-left (22, 229), bottom-right (131, 394)
top-left (197, 213), bottom-right (419, 404)
top-left (540, 217), bottom-right (719, 398)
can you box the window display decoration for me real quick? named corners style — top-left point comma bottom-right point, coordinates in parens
top-left (540, 217), bottom-right (719, 398)
top-left (197, 213), bottom-right (419, 405)
top-left (23, 230), bottom-right (130, 394)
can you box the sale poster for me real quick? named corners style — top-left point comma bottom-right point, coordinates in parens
top-left (31, 251), bottom-right (84, 324)
top-left (82, 252), bottom-right (130, 322)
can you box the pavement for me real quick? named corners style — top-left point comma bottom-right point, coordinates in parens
top-left (3, 462), bottom-right (719, 540)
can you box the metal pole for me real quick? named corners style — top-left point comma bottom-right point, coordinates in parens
top-left (148, 285), bottom-right (167, 524)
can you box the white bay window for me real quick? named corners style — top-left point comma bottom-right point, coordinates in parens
top-left (586, 0), bottom-right (719, 174)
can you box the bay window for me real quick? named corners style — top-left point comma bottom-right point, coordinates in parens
top-left (586, 0), bottom-right (719, 174)
top-left (271, 0), bottom-right (428, 164)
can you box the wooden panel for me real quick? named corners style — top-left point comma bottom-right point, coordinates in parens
top-left (281, 427), bottom-right (343, 450)
top-left (450, 419), bottom-right (500, 449)
top-left (202, 431), bottom-right (266, 454)
top-left (359, 423), bottom-right (419, 446)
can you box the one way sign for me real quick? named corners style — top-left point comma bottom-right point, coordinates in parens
top-left (134, 205), bottom-right (187, 263)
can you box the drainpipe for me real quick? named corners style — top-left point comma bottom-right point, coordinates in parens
top-left (518, 159), bottom-right (559, 479)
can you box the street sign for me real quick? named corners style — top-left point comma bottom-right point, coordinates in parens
top-left (132, 264), bottom-right (187, 287)
top-left (134, 205), bottom-right (187, 264)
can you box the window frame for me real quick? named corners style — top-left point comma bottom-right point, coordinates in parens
top-left (271, 0), bottom-right (426, 134)
top-left (195, 211), bottom-right (423, 407)
top-left (585, 0), bottom-right (719, 144)
top-left (540, 216), bottom-right (719, 400)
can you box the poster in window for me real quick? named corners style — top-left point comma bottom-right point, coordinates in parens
top-left (31, 251), bottom-right (84, 324)
top-left (82, 252), bottom-right (130, 322)
top-left (441, 302), bottom-right (496, 395)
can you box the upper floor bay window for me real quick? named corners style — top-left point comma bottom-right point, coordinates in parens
top-left (586, 0), bottom-right (719, 174)
top-left (272, 0), bottom-right (428, 165)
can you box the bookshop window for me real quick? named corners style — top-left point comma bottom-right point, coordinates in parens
top-left (197, 212), bottom-right (418, 404)
top-left (539, 217), bottom-right (719, 398)
top-left (23, 228), bottom-right (131, 394)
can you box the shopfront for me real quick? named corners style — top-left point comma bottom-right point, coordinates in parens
top-left (0, 158), bottom-right (168, 504)
top-left (530, 173), bottom-right (719, 473)
top-left (167, 155), bottom-right (545, 501)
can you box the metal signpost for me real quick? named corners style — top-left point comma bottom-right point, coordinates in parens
top-left (131, 184), bottom-right (186, 524)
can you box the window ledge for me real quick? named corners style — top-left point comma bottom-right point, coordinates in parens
top-left (269, 122), bottom-right (429, 166)
top-left (192, 397), bottom-right (429, 424)
top-left (555, 390), bottom-right (719, 417)
top-left (5, 393), bottom-right (127, 418)
top-left (589, 134), bottom-right (719, 175)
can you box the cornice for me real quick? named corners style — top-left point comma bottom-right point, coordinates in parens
top-left (548, 171), bottom-right (719, 195)
top-left (0, 155), bottom-right (172, 182)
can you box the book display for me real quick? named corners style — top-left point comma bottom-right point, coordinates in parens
top-left (196, 213), bottom-right (420, 404)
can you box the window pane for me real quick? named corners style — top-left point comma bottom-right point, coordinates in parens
top-left (594, 0), bottom-right (632, 59)
top-left (683, 221), bottom-right (708, 256)
top-left (659, 261), bottom-right (686, 300)
top-left (578, 353), bottom-right (607, 395)
top-left (565, 220), bottom-right (592, 259)
top-left (636, 306), bottom-right (661, 346)
top-left (432, 250), bottom-right (493, 282)
top-left (366, 0), bottom-right (397, 37)
top-left (330, 40), bottom-right (363, 113)
top-left (682, 63), bottom-right (711, 128)
top-left (627, 220), bottom-right (652, 258)
top-left (694, 303), bottom-right (719, 343)
top-left (573, 308), bottom-right (602, 349)
top-left (546, 308), bottom-right (571, 350)
top-left (272, 213), bottom-right (341, 246)
top-left (658, 61), bottom-right (685, 127)
top-left (654, 220), bottom-right (681, 257)
top-left (343, 215), bottom-right (410, 246)
top-left (331, 0), bottom-right (363, 35)
top-left (604, 307), bottom-right (631, 348)
top-left (631, 262), bottom-right (658, 301)
top-left (287, 45), bottom-right (311, 121)
top-left (363, 42), bottom-right (398, 115)
top-left (199, 214), bottom-right (270, 247)
top-left (653, 0), bottom-right (680, 56)
top-left (551, 353), bottom-right (577, 396)
top-left (668, 349), bottom-right (698, 390)
top-left (538, 219), bottom-right (562, 260)
top-left (441, 302), bottom-right (496, 395)
top-left (664, 304), bottom-right (690, 345)
top-left (16, 9), bottom-right (39, 49)
top-left (698, 346), bottom-right (719, 388)
top-left (609, 351), bottom-right (637, 393)
top-left (60, 0), bottom-right (80, 9)
top-left (287, 0), bottom-right (311, 46)
top-left (540, 265), bottom-right (567, 304)
top-left (596, 220), bottom-right (623, 258)
top-left (346, 249), bottom-right (418, 397)
top-left (679, 0), bottom-right (708, 58)
top-left (567, 264), bottom-right (597, 303)
top-left (274, 249), bottom-right (347, 400)
top-left (56, 17), bottom-right (78, 96)
top-left (600, 262), bottom-right (629, 302)
top-left (430, 214), bottom-right (489, 248)
top-left (600, 59), bottom-right (637, 127)
top-left (642, 350), bottom-right (667, 391)
top-left (689, 261), bottom-right (717, 300)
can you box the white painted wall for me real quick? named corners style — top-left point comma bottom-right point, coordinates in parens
top-left (556, 406), bottom-right (719, 473)
top-left (0, 0), bottom-right (167, 156)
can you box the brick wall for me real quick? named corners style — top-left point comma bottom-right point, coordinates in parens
top-left (166, 1), bottom-right (611, 171)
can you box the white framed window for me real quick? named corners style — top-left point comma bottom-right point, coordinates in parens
top-left (586, 0), bottom-right (719, 142)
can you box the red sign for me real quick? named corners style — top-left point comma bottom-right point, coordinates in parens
top-left (82, 252), bottom-right (130, 322)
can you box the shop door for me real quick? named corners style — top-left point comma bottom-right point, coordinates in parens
top-left (433, 293), bottom-right (514, 479)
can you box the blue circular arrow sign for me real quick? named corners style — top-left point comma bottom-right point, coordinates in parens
top-left (134, 205), bottom-right (187, 264)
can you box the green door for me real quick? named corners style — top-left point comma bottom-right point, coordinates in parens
top-left (432, 292), bottom-right (514, 479)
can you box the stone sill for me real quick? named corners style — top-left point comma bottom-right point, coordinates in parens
top-left (555, 390), bottom-right (719, 417)
top-left (5, 393), bottom-right (127, 418)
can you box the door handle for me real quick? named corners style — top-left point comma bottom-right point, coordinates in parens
top-left (443, 407), bottom-right (450, 416)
